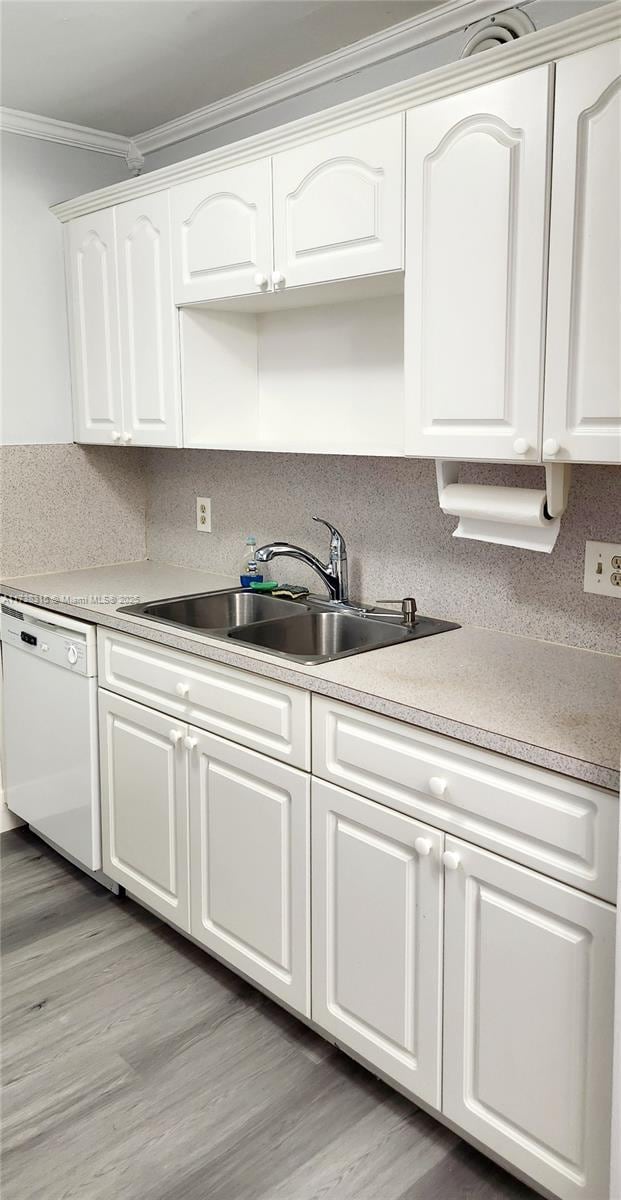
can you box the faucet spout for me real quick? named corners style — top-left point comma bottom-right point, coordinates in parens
top-left (256, 518), bottom-right (349, 604)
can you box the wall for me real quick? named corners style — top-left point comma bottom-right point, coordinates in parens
top-left (141, 0), bottom-right (604, 171)
top-left (0, 132), bottom-right (127, 445)
top-left (0, 443), bottom-right (146, 579)
top-left (144, 450), bottom-right (620, 655)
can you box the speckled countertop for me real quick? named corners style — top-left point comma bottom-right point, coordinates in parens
top-left (1, 560), bottom-right (619, 792)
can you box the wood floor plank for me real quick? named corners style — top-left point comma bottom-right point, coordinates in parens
top-left (1, 828), bottom-right (538, 1200)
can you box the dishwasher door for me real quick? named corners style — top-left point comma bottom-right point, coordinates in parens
top-left (1, 605), bottom-right (101, 870)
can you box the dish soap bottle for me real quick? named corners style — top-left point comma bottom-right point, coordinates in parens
top-left (240, 535), bottom-right (264, 588)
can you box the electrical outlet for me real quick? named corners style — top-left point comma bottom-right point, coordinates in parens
top-left (583, 541), bottom-right (621, 597)
top-left (196, 497), bottom-right (211, 533)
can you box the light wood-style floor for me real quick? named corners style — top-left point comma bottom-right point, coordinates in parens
top-left (1, 828), bottom-right (537, 1200)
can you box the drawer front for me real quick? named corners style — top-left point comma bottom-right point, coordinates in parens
top-left (98, 630), bottom-right (310, 769)
top-left (312, 697), bottom-right (618, 902)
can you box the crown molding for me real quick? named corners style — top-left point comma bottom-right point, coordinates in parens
top-left (51, 1), bottom-right (621, 222)
top-left (0, 107), bottom-right (144, 172)
top-left (133, 0), bottom-right (523, 156)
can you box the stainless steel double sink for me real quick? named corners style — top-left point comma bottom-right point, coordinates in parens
top-left (119, 589), bottom-right (459, 665)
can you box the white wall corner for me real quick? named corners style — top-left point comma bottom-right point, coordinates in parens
top-left (125, 140), bottom-right (145, 175)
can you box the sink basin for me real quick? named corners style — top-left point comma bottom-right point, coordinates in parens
top-left (227, 610), bottom-right (421, 664)
top-left (120, 588), bottom-right (308, 631)
top-left (119, 588), bottom-right (459, 664)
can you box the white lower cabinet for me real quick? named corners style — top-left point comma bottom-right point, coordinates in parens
top-left (443, 837), bottom-right (615, 1200)
top-left (311, 779), bottom-right (444, 1108)
top-left (99, 690), bottom-right (190, 930)
top-left (188, 729), bottom-right (310, 1016)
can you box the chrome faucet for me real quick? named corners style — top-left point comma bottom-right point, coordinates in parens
top-left (256, 517), bottom-right (349, 604)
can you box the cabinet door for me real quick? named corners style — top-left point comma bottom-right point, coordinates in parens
top-left (443, 838), bottom-right (615, 1200)
top-left (544, 40), bottom-right (621, 464)
top-left (66, 210), bottom-right (123, 445)
top-left (115, 193), bottom-right (181, 446)
top-left (171, 159), bottom-right (273, 303)
top-left (404, 66), bottom-right (552, 461)
top-left (189, 729), bottom-right (310, 1015)
top-left (312, 779), bottom-right (443, 1107)
top-left (99, 690), bottom-right (190, 930)
top-left (272, 115), bottom-right (403, 289)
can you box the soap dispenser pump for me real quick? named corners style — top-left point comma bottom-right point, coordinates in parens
top-left (240, 536), bottom-right (264, 588)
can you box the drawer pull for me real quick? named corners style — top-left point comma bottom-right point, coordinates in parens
top-left (442, 851), bottom-right (461, 872)
top-left (414, 837), bottom-right (432, 857)
top-left (429, 776), bottom-right (448, 798)
top-left (168, 729), bottom-right (183, 745)
top-left (175, 682), bottom-right (190, 698)
top-left (183, 736), bottom-right (198, 751)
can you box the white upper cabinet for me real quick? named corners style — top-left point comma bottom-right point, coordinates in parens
top-left (67, 210), bottom-right (123, 444)
top-left (404, 66), bottom-right (552, 461)
top-left (171, 159), bottom-right (273, 303)
top-left (115, 193), bottom-right (181, 446)
top-left (544, 40), bottom-right (621, 464)
top-left (312, 779), bottom-right (444, 1107)
top-left (443, 838), bottom-right (615, 1200)
top-left (272, 115), bottom-right (404, 289)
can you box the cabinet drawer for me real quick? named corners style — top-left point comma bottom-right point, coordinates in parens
top-left (98, 629), bottom-right (310, 768)
top-left (312, 697), bottom-right (617, 902)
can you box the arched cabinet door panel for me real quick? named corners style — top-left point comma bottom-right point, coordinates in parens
top-left (171, 160), bottom-right (273, 303)
top-left (404, 66), bottom-right (552, 461)
top-left (272, 115), bottom-right (403, 288)
top-left (116, 192), bottom-right (181, 446)
top-left (544, 40), bottom-right (621, 464)
top-left (66, 210), bottom-right (123, 444)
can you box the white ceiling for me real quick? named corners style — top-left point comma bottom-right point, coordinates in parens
top-left (0, 0), bottom-right (438, 136)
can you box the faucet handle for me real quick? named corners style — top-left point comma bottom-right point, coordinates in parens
top-left (312, 516), bottom-right (346, 552)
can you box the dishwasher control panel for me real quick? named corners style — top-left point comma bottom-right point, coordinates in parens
top-left (0, 604), bottom-right (95, 676)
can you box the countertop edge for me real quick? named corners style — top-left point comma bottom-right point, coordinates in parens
top-left (1, 583), bottom-right (618, 794)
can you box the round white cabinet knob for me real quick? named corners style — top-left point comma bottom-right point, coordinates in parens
top-left (169, 729), bottom-right (183, 745)
top-left (67, 644), bottom-right (78, 665)
top-left (183, 736), bottom-right (198, 751)
top-left (543, 438), bottom-right (560, 457)
top-left (442, 850), bottom-right (461, 871)
top-left (429, 776), bottom-right (448, 799)
top-left (513, 438), bottom-right (530, 455)
top-left (254, 272), bottom-right (268, 289)
top-left (121, 432), bottom-right (132, 444)
top-left (272, 270), bottom-right (285, 287)
top-left (414, 837), bottom-right (432, 857)
top-left (111, 431), bottom-right (121, 443)
top-left (175, 681), bottom-right (190, 698)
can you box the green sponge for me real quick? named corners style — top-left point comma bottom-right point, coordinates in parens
top-left (249, 580), bottom-right (279, 592)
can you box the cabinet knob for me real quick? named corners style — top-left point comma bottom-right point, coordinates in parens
top-left (272, 271), bottom-right (285, 287)
top-left (442, 850), bottom-right (461, 872)
top-left (111, 431), bottom-right (121, 443)
top-left (429, 776), bottom-right (448, 799)
top-left (183, 736), bottom-right (198, 751)
top-left (121, 432), bottom-right (132, 444)
top-left (513, 438), bottom-right (530, 455)
top-left (169, 729), bottom-right (183, 745)
top-left (175, 681), bottom-right (190, 698)
top-left (543, 438), bottom-right (560, 457)
top-left (414, 837), bottom-right (432, 856)
top-left (254, 272), bottom-right (268, 289)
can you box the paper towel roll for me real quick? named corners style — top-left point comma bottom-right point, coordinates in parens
top-left (439, 484), bottom-right (549, 527)
top-left (438, 483), bottom-right (560, 552)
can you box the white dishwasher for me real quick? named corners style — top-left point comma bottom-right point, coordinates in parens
top-left (1, 598), bottom-right (111, 883)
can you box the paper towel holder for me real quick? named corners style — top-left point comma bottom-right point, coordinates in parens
top-left (435, 460), bottom-right (571, 519)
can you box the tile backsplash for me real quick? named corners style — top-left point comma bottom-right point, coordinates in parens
top-left (145, 450), bottom-right (620, 655)
top-left (0, 443), bottom-right (147, 578)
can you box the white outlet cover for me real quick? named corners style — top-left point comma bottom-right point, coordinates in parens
top-left (196, 496), bottom-right (211, 533)
top-left (583, 540), bottom-right (621, 598)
